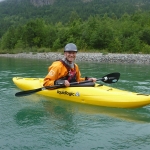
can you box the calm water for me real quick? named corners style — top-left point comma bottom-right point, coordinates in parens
top-left (0, 57), bottom-right (150, 150)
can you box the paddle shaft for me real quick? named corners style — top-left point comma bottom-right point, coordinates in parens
top-left (15, 72), bottom-right (120, 97)
top-left (15, 80), bottom-right (97, 97)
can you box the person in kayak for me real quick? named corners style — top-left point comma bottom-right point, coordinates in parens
top-left (43, 43), bottom-right (96, 87)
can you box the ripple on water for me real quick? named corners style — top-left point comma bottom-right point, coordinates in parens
top-left (1, 58), bottom-right (150, 149)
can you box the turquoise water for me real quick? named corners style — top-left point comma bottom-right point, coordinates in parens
top-left (0, 57), bottom-right (150, 150)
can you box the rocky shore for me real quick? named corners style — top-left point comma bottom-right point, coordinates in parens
top-left (0, 52), bottom-right (150, 64)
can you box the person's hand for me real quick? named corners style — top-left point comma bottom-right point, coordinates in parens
top-left (64, 80), bottom-right (70, 87)
top-left (54, 79), bottom-right (70, 86)
top-left (88, 78), bottom-right (97, 82)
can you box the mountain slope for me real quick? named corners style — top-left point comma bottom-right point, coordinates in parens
top-left (0, 0), bottom-right (150, 37)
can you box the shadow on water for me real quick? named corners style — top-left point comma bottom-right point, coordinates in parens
top-left (15, 107), bottom-right (48, 126)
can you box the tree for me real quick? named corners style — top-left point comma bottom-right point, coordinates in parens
top-left (140, 27), bottom-right (150, 45)
top-left (23, 19), bottom-right (45, 48)
top-left (1, 27), bottom-right (17, 50)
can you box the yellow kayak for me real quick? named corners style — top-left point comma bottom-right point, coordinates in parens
top-left (13, 77), bottom-right (150, 108)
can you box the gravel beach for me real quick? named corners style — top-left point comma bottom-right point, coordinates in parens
top-left (0, 52), bottom-right (150, 64)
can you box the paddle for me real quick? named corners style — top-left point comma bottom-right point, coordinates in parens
top-left (15, 72), bottom-right (120, 97)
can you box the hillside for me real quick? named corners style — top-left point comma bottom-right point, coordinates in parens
top-left (0, 0), bottom-right (150, 38)
top-left (30, 0), bottom-right (95, 6)
top-left (30, 0), bottom-right (55, 6)
top-left (1, 0), bottom-right (150, 53)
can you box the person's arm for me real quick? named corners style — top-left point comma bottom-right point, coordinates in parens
top-left (43, 66), bottom-right (58, 86)
top-left (43, 62), bottom-right (68, 86)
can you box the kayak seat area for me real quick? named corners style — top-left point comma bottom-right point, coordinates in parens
top-left (71, 82), bottom-right (95, 87)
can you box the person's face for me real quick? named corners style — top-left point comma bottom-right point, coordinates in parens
top-left (64, 51), bottom-right (77, 63)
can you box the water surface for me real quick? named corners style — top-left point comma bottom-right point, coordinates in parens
top-left (0, 57), bottom-right (150, 150)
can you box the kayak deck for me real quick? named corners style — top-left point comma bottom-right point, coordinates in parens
top-left (13, 77), bottom-right (150, 108)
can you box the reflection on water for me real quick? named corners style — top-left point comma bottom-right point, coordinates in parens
top-left (42, 97), bottom-right (150, 124)
top-left (44, 102), bottom-right (79, 134)
top-left (15, 107), bottom-right (47, 126)
top-left (15, 95), bottom-right (150, 136)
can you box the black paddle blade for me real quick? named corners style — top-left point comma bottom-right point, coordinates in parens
top-left (15, 87), bottom-right (43, 97)
top-left (101, 72), bottom-right (120, 84)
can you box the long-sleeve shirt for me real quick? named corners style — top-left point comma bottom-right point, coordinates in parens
top-left (43, 61), bottom-right (85, 86)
